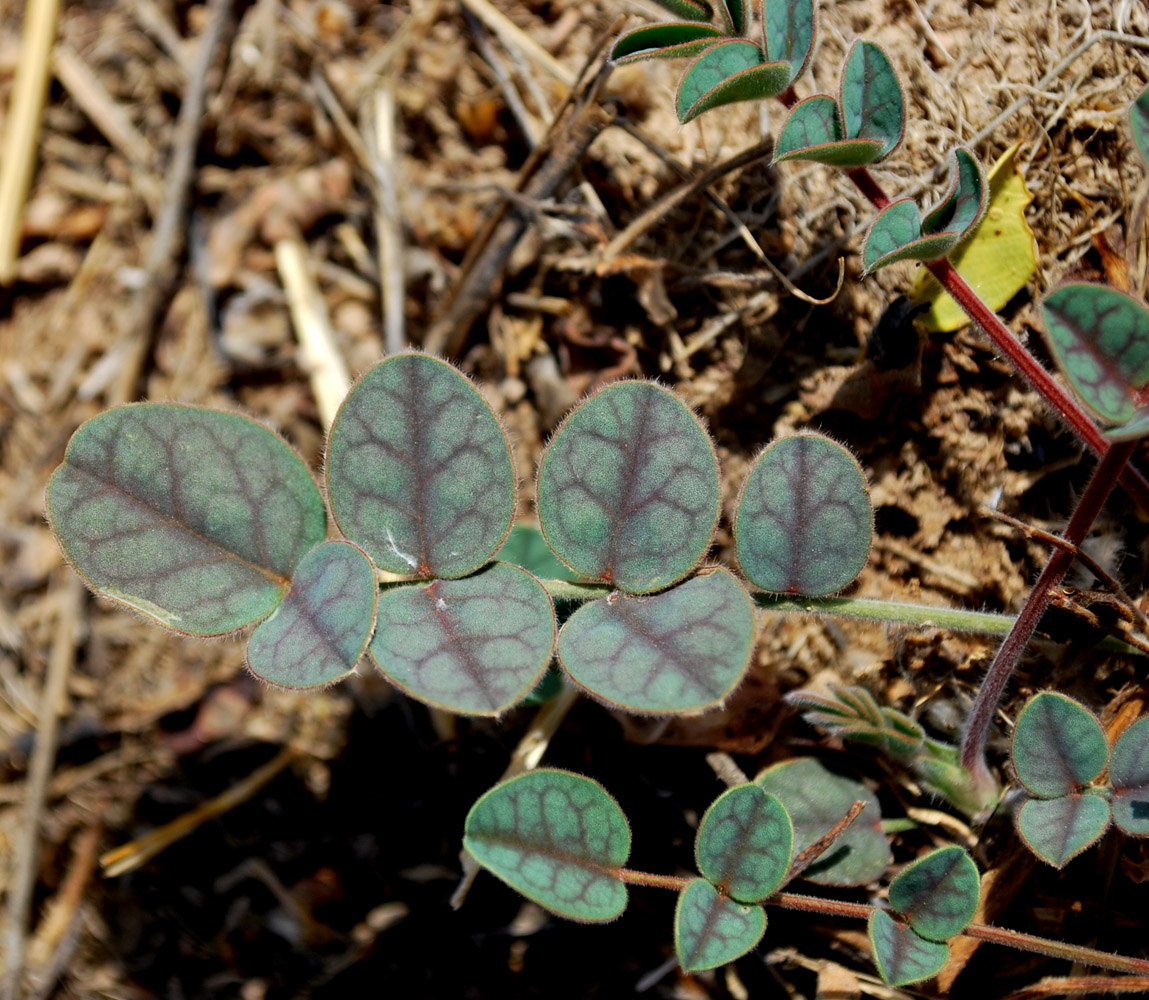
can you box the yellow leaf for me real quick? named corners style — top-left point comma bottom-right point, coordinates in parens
top-left (908, 143), bottom-right (1036, 333)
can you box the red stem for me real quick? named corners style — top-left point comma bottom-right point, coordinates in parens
top-left (841, 166), bottom-right (1149, 514)
top-left (960, 439), bottom-right (1138, 778)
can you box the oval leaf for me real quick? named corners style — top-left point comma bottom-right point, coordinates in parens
top-left (908, 144), bottom-right (1037, 333)
top-left (246, 541), bottom-right (377, 689)
top-left (756, 758), bottom-right (890, 886)
top-left (536, 380), bottom-right (719, 594)
top-left (1041, 283), bottom-right (1149, 428)
top-left (675, 879), bottom-right (766, 972)
top-left (1011, 691), bottom-right (1109, 798)
top-left (463, 769), bottom-right (630, 922)
top-left (695, 785), bottom-right (793, 902)
top-left (650, 0), bottom-right (713, 22)
top-left (840, 40), bottom-right (904, 158)
top-left (734, 433), bottom-right (872, 596)
top-left (496, 524), bottom-right (581, 582)
top-left (868, 910), bottom-right (949, 987)
top-left (676, 42), bottom-right (792, 123)
top-left (47, 404), bottom-right (326, 636)
top-left (557, 567), bottom-right (756, 715)
top-left (369, 562), bottom-right (555, 715)
top-left (888, 846), bottom-right (979, 941)
top-left (326, 353), bottom-right (515, 578)
top-left (1110, 716), bottom-right (1149, 836)
top-left (717, 0), bottom-right (743, 36)
top-left (861, 198), bottom-right (924, 274)
top-left (775, 94), bottom-right (868, 166)
top-left (1016, 794), bottom-right (1111, 867)
top-left (611, 23), bottom-right (725, 65)
top-left (762, 0), bottom-right (816, 84)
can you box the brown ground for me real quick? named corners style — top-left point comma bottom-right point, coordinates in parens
top-left (1, 0), bottom-right (1149, 996)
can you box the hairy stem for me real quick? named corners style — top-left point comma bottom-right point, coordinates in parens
top-left (615, 869), bottom-right (693, 890)
top-left (772, 893), bottom-right (1149, 975)
top-left (841, 165), bottom-right (1149, 513)
top-left (960, 440), bottom-right (1137, 780)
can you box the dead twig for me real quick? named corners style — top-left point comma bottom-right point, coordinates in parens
top-left (365, 86), bottom-right (407, 355)
top-left (0, 0), bottom-right (61, 285)
top-left (2, 576), bottom-right (82, 1000)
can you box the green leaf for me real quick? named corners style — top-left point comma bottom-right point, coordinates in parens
top-left (775, 95), bottom-right (847, 162)
top-left (762, 0), bottom-right (816, 85)
top-left (47, 404), bottom-right (326, 637)
top-left (536, 380), bottom-right (719, 594)
top-left (463, 769), bottom-right (630, 922)
top-left (862, 149), bottom-right (986, 274)
top-left (1132, 87), bottom-right (1149, 168)
top-left (369, 562), bottom-right (556, 715)
top-left (326, 353), bottom-right (515, 579)
top-left (1041, 284), bottom-right (1149, 432)
top-left (734, 434), bottom-right (872, 596)
top-left (755, 758), bottom-right (890, 887)
top-left (695, 785), bottom-right (792, 902)
top-left (650, 0), bottom-right (713, 22)
top-left (676, 41), bottom-right (792, 123)
top-left (888, 846), bottom-right (979, 941)
top-left (1110, 716), bottom-right (1149, 837)
top-left (868, 910), bottom-right (949, 987)
top-left (1011, 691), bottom-right (1109, 798)
top-left (557, 567), bottom-right (756, 715)
top-left (1016, 794), bottom-right (1111, 867)
top-left (495, 524), bottom-right (581, 582)
top-left (717, 0), bottom-right (744, 36)
top-left (611, 23), bottom-right (725, 65)
top-left (675, 878), bottom-right (766, 972)
top-left (839, 40), bottom-right (904, 159)
top-left (247, 541), bottom-right (377, 689)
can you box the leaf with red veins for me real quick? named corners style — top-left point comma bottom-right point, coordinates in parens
top-left (369, 562), bottom-right (556, 715)
top-left (556, 567), bottom-right (755, 715)
top-left (326, 353), bottom-right (516, 579)
top-left (47, 404), bottom-right (326, 636)
top-left (536, 380), bottom-right (720, 594)
top-left (247, 541), bottom-right (377, 690)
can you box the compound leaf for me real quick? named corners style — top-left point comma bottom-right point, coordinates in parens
top-left (612, 23), bottom-right (725, 65)
top-left (756, 758), bottom-right (890, 886)
top-left (888, 846), bottom-right (979, 941)
top-left (734, 433), bottom-right (871, 596)
top-left (247, 541), bottom-right (377, 689)
top-left (47, 404), bottom-right (326, 637)
top-left (862, 149), bottom-right (986, 274)
top-left (650, 0), bottom-right (712, 21)
top-left (869, 910), bottom-right (949, 987)
top-left (1041, 284), bottom-right (1149, 434)
top-left (1011, 691), bottom-right (1109, 798)
top-left (326, 353), bottom-right (515, 579)
top-left (675, 878), bottom-right (766, 972)
top-left (695, 785), bottom-right (793, 902)
top-left (909, 144), bottom-right (1037, 332)
top-left (676, 41), bottom-right (792, 123)
top-left (1110, 716), bottom-right (1149, 836)
top-left (557, 567), bottom-right (755, 715)
top-left (536, 380), bottom-right (719, 594)
top-left (762, 0), bottom-right (816, 85)
top-left (1132, 87), bottom-right (1149, 168)
top-left (370, 562), bottom-right (556, 715)
top-left (840, 40), bottom-right (903, 157)
top-left (1016, 794), bottom-right (1111, 867)
top-left (463, 769), bottom-right (630, 922)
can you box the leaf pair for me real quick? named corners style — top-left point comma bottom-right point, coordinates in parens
top-left (868, 846), bottom-right (980, 986)
top-left (861, 148), bottom-right (987, 275)
top-left (611, 0), bottom-right (817, 124)
top-left (539, 381), bottom-right (872, 716)
top-left (1011, 692), bottom-right (1149, 867)
top-left (774, 40), bottom-right (904, 167)
top-left (1041, 284), bottom-right (1149, 443)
